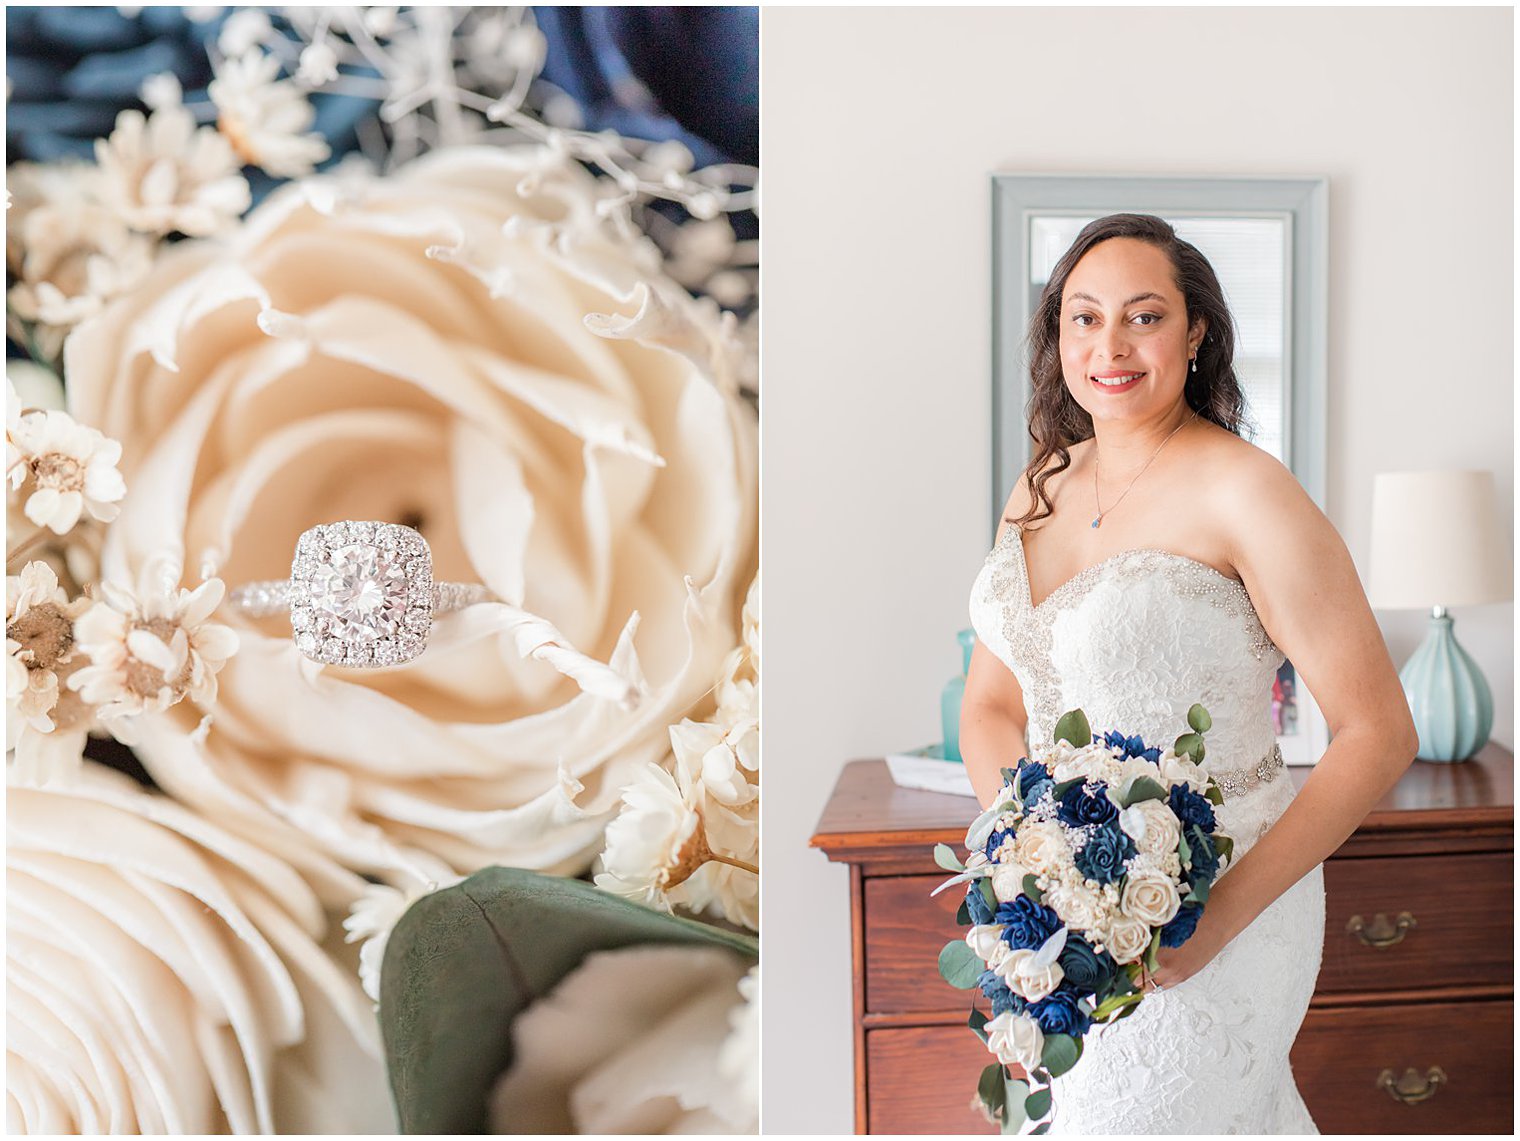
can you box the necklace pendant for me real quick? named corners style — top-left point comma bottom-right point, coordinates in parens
top-left (1091, 516), bottom-right (1102, 529)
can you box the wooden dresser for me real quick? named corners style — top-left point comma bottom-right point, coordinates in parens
top-left (810, 744), bottom-right (1513, 1134)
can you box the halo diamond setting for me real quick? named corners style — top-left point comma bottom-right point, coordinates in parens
top-left (290, 521), bottom-right (433, 667)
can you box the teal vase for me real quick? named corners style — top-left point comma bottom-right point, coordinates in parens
top-left (941, 628), bottom-right (975, 762)
top-left (1399, 609), bottom-right (1492, 762)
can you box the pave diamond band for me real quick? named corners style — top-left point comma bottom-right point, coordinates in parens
top-left (228, 521), bottom-right (494, 668)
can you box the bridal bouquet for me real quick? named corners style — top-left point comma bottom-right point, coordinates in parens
top-left (934, 706), bottom-right (1234, 1134)
top-left (8, 7), bottom-right (756, 1134)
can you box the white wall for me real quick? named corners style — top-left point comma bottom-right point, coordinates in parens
top-left (760, 5), bottom-right (1513, 1133)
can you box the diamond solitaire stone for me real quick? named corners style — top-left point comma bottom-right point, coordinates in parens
top-left (291, 522), bottom-right (432, 667)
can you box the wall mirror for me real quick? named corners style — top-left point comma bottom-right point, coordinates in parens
top-left (990, 173), bottom-right (1330, 763)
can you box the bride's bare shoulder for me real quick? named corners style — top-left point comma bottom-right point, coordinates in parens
top-left (999, 444), bottom-right (1084, 534)
top-left (1199, 427), bottom-right (1323, 556)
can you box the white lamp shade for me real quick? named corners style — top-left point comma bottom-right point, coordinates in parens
top-left (1367, 470), bottom-right (1512, 609)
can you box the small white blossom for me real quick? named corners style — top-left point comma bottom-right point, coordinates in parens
top-left (217, 8), bottom-right (272, 56)
top-left (7, 407), bottom-right (126, 534)
top-left (95, 105), bottom-right (251, 237)
top-left (593, 762), bottom-right (708, 908)
top-left (298, 41), bottom-right (340, 86)
top-left (211, 51), bottom-right (331, 178)
top-left (139, 72), bottom-right (183, 111)
top-left (69, 556), bottom-right (239, 740)
top-left (6, 561), bottom-right (92, 784)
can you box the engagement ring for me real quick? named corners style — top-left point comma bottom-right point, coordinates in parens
top-left (229, 521), bottom-right (493, 668)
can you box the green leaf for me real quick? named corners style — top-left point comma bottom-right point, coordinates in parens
top-left (1040, 1032), bottom-right (1080, 1077)
top-left (1187, 703), bottom-right (1212, 734)
top-left (380, 866), bottom-right (757, 1134)
top-left (1204, 782), bottom-right (1225, 807)
top-left (1001, 1075), bottom-right (1030, 1134)
top-left (1121, 775), bottom-right (1168, 807)
top-left (1022, 873), bottom-right (1044, 904)
top-left (978, 876), bottom-right (998, 912)
top-left (1031, 1121), bottom-right (1052, 1134)
top-left (1051, 776), bottom-right (1084, 800)
top-left (1142, 928), bottom-right (1162, 973)
top-left (1173, 732), bottom-right (1203, 762)
top-left (956, 899), bottom-right (971, 926)
top-left (978, 1063), bottom-right (1007, 1114)
top-left (1214, 833), bottom-right (1235, 863)
top-left (935, 842), bottom-right (966, 873)
top-left (1177, 827), bottom-right (1192, 866)
top-left (939, 940), bottom-right (984, 988)
top-left (1053, 708), bottom-right (1091, 748)
top-left (1000, 765), bottom-right (1021, 789)
top-left (970, 1008), bottom-right (991, 1043)
top-left (1025, 1086), bottom-right (1053, 1120)
top-left (1188, 876), bottom-right (1211, 905)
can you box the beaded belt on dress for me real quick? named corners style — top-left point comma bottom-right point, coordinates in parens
top-left (1210, 742), bottom-right (1285, 799)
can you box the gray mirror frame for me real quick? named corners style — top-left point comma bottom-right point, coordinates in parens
top-left (990, 173), bottom-right (1329, 534)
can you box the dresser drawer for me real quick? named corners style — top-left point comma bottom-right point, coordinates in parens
top-left (1319, 853), bottom-right (1512, 994)
top-left (865, 1025), bottom-right (997, 1134)
top-left (863, 874), bottom-right (966, 1014)
top-left (1290, 999), bottom-right (1512, 1133)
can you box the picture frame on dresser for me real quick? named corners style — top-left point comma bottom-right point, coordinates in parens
top-left (811, 745), bottom-right (1514, 1135)
top-left (991, 173), bottom-right (1332, 767)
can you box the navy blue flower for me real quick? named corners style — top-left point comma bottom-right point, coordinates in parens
top-left (1017, 759), bottom-right (1053, 804)
top-left (1185, 826), bottom-right (1220, 883)
top-left (1073, 823), bottom-right (1134, 884)
top-left (1102, 729), bottom-right (1161, 763)
top-left (1057, 781), bottom-right (1118, 829)
top-left (1160, 902), bottom-right (1204, 948)
top-left (978, 968), bottom-right (1025, 1017)
top-left (1168, 785), bottom-right (1217, 833)
top-left (966, 881), bottom-right (995, 926)
top-left (1027, 987), bottom-right (1091, 1037)
top-left (1057, 933), bottom-right (1117, 996)
top-left (983, 826), bottom-right (1014, 863)
top-left (995, 895), bottom-right (1061, 951)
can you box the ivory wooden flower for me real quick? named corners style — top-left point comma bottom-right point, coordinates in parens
top-left (210, 51), bottom-right (331, 177)
top-left (94, 105), bottom-right (251, 238)
top-left (6, 764), bottom-right (386, 1134)
top-left (63, 145), bottom-right (756, 900)
top-left (6, 407), bottom-right (127, 535)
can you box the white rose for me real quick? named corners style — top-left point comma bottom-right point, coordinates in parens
top-left (1105, 914), bottom-right (1152, 965)
top-left (1121, 869), bottom-right (1183, 928)
top-left (1122, 799), bottom-right (1182, 857)
top-left (985, 1010), bottom-right (1045, 1070)
top-left (995, 947), bottom-right (1065, 1002)
top-left (991, 859), bottom-right (1033, 903)
top-left (6, 764), bottom-right (387, 1133)
top-left (1046, 879), bottom-right (1109, 934)
top-left (1013, 820), bottom-right (1070, 877)
top-left (65, 147), bottom-right (757, 899)
top-left (966, 924), bottom-right (1007, 962)
top-left (1159, 751), bottom-right (1209, 792)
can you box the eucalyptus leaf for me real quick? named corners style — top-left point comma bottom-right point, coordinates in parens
top-left (939, 940), bottom-right (984, 988)
top-left (1025, 1086), bottom-right (1053, 1120)
top-left (1121, 775), bottom-right (1168, 807)
top-left (979, 877), bottom-right (998, 911)
top-left (1040, 1032), bottom-right (1079, 1077)
top-left (1053, 708), bottom-right (1091, 748)
top-left (1051, 777), bottom-right (1084, 800)
top-left (379, 866), bottom-right (757, 1134)
top-left (970, 1008), bottom-right (991, 1043)
top-left (1188, 877), bottom-right (1211, 905)
top-left (1000, 765), bottom-right (1021, 790)
top-left (1177, 828), bottom-right (1192, 866)
top-left (1173, 732), bottom-right (1203, 762)
top-left (1002, 1075), bottom-right (1030, 1134)
top-left (1031, 1121), bottom-right (1052, 1135)
top-left (1204, 783), bottom-right (1225, 807)
top-left (978, 1062), bottom-right (1007, 1113)
top-left (956, 899), bottom-right (971, 926)
top-left (1187, 703), bottom-right (1212, 733)
top-left (935, 842), bottom-right (966, 873)
top-left (1022, 873), bottom-right (1044, 904)
top-left (1142, 928), bottom-right (1162, 973)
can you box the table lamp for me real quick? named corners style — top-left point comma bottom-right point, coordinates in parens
top-left (1367, 470), bottom-right (1511, 761)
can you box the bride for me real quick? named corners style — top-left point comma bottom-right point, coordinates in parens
top-left (963, 214), bottom-right (1418, 1134)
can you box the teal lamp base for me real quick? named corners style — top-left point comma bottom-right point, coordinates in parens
top-left (1399, 608), bottom-right (1493, 762)
top-left (940, 628), bottom-right (976, 763)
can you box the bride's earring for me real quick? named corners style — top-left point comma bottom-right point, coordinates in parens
top-left (1190, 350), bottom-right (1198, 374)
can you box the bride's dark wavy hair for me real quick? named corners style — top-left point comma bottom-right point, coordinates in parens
top-left (1013, 213), bottom-right (1255, 529)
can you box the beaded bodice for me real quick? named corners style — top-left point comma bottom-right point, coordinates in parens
top-left (969, 523), bottom-right (1293, 856)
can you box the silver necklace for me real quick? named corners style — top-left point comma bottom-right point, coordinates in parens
top-left (1091, 412), bottom-right (1197, 529)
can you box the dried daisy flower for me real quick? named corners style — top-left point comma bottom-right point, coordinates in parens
top-left (69, 556), bottom-right (239, 742)
top-left (594, 762), bottom-right (716, 907)
top-left (7, 405), bottom-right (127, 536)
top-left (7, 560), bottom-right (93, 784)
top-left (94, 104), bottom-right (251, 238)
top-left (5, 162), bottom-right (155, 361)
top-left (210, 50), bottom-right (331, 178)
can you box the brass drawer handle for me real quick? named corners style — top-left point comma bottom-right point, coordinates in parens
top-left (1346, 911), bottom-right (1416, 948)
top-left (1376, 1066), bottom-right (1446, 1105)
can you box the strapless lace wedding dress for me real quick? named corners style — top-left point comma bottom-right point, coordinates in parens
top-left (969, 523), bottom-right (1326, 1135)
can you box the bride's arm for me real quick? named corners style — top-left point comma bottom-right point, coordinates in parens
top-left (962, 639), bottom-right (1031, 808)
top-left (1159, 450), bottom-right (1420, 980)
